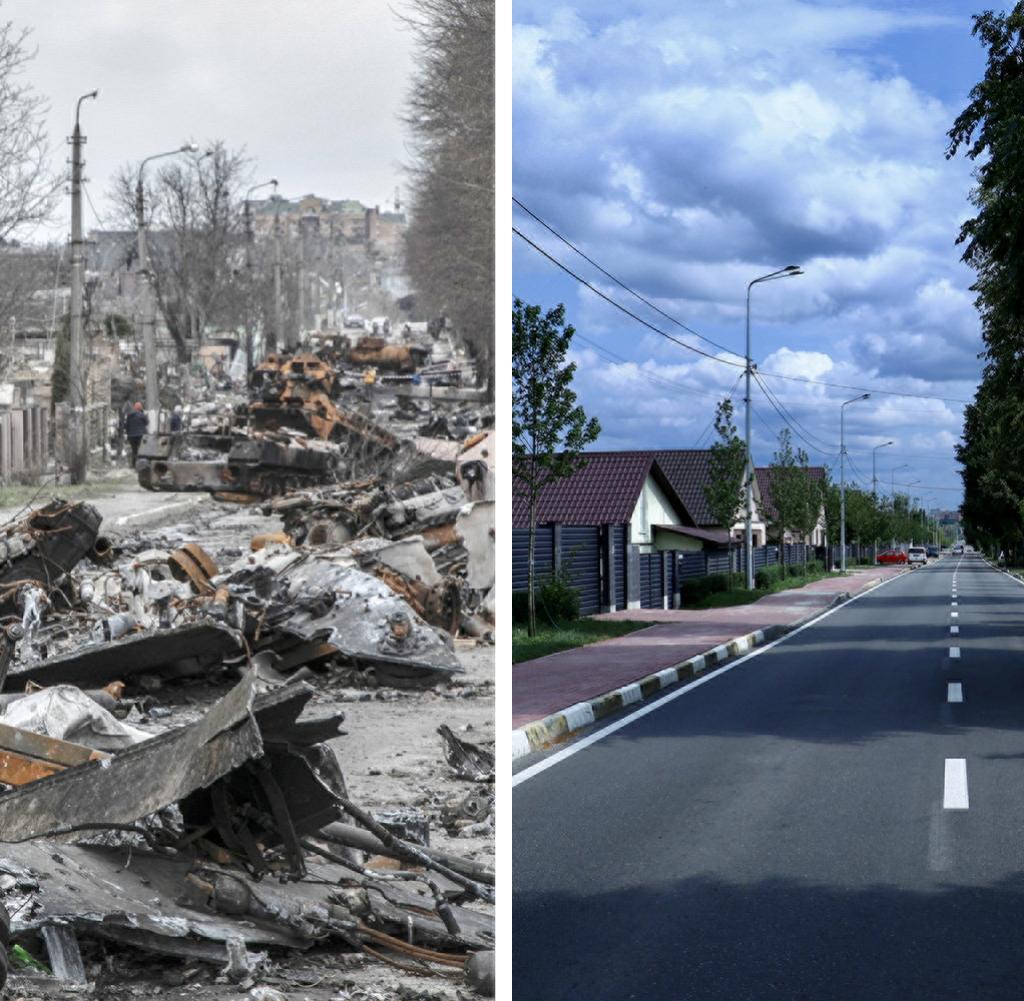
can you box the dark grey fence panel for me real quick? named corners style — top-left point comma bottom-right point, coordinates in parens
top-left (639, 553), bottom-right (654, 607)
top-left (677, 551), bottom-right (707, 579)
top-left (561, 526), bottom-right (601, 616)
top-left (512, 525), bottom-right (553, 592)
top-left (614, 525), bottom-right (627, 609)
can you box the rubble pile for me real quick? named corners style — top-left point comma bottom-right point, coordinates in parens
top-left (137, 330), bottom-right (491, 503)
top-left (0, 495), bottom-right (495, 998)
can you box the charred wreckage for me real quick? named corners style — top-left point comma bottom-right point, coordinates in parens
top-left (0, 343), bottom-right (495, 997)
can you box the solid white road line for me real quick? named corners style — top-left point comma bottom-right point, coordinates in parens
top-left (944, 758), bottom-right (969, 810)
top-left (951, 625), bottom-right (959, 634)
top-left (950, 647), bottom-right (961, 658)
top-left (511, 566), bottom-right (908, 786)
top-left (948, 682), bottom-right (963, 703)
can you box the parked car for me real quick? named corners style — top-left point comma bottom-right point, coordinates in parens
top-left (877, 550), bottom-right (908, 565)
top-left (908, 546), bottom-right (928, 566)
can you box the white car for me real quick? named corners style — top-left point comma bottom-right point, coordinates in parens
top-left (908, 546), bottom-right (928, 566)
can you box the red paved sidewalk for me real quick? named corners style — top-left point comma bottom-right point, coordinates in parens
top-left (512, 567), bottom-right (904, 729)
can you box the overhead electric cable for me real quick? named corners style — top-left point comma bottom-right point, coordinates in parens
top-left (514, 222), bottom-right (973, 406)
top-left (514, 226), bottom-right (741, 366)
top-left (514, 196), bottom-right (744, 359)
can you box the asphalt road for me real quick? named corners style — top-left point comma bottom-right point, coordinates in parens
top-left (513, 554), bottom-right (1024, 1000)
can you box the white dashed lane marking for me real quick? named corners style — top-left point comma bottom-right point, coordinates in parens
top-left (944, 758), bottom-right (969, 810)
top-left (948, 682), bottom-right (963, 703)
top-left (950, 647), bottom-right (961, 658)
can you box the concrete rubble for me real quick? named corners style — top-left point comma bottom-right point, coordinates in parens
top-left (0, 330), bottom-right (495, 999)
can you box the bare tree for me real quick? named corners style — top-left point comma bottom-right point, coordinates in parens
top-left (401, 0), bottom-right (494, 384)
top-left (109, 143), bottom-right (252, 360)
top-left (0, 16), bottom-right (58, 242)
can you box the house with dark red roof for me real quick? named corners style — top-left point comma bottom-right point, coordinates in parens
top-left (513, 449), bottom-right (772, 551)
top-left (512, 452), bottom-right (691, 551)
top-left (754, 466), bottom-right (827, 546)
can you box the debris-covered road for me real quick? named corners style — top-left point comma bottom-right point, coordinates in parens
top-left (0, 335), bottom-right (494, 1000)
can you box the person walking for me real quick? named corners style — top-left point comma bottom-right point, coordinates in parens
top-left (124, 402), bottom-right (148, 467)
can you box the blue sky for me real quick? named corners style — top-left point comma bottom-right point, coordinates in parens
top-left (512, 0), bottom-right (990, 511)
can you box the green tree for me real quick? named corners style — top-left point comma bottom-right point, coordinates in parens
top-left (768, 429), bottom-right (813, 565)
top-left (947, 5), bottom-right (1024, 561)
top-left (702, 399), bottom-right (746, 584)
top-left (513, 300), bottom-right (601, 636)
top-left (819, 469), bottom-right (841, 548)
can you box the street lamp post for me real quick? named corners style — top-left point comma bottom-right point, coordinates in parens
top-left (905, 481), bottom-right (920, 545)
top-left (840, 393), bottom-right (870, 573)
top-left (243, 178), bottom-right (278, 377)
top-left (871, 440), bottom-right (893, 563)
top-left (136, 143), bottom-right (198, 429)
top-left (68, 89), bottom-right (98, 484)
top-left (744, 265), bottom-right (803, 589)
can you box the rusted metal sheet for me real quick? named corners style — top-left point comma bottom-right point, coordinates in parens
top-left (169, 543), bottom-right (218, 594)
top-left (0, 721), bottom-right (109, 785)
top-left (0, 672), bottom-right (261, 843)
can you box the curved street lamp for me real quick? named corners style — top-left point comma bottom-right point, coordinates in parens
top-left (136, 143), bottom-right (200, 423)
top-left (840, 393), bottom-right (870, 573)
top-left (242, 179), bottom-right (278, 374)
top-left (744, 265), bottom-right (804, 589)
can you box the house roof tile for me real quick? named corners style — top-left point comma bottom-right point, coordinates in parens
top-left (512, 453), bottom-right (686, 528)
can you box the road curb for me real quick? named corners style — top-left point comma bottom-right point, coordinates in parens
top-left (512, 589), bottom-right (861, 761)
top-left (113, 495), bottom-right (210, 530)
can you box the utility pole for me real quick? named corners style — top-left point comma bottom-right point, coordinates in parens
top-left (272, 196), bottom-right (283, 353)
top-left (871, 440), bottom-right (893, 564)
top-left (243, 179), bottom-right (277, 377)
top-left (135, 144), bottom-right (197, 431)
top-left (135, 175), bottom-right (159, 427)
top-left (296, 218), bottom-right (306, 350)
top-left (840, 394), bottom-right (870, 572)
top-left (744, 266), bottom-right (803, 588)
top-left (68, 90), bottom-right (98, 485)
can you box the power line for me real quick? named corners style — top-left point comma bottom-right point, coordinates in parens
top-left (694, 372), bottom-right (745, 447)
top-left (514, 222), bottom-right (974, 406)
top-left (514, 226), bottom-right (741, 367)
top-left (754, 374), bottom-right (840, 461)
top-left (514, 196), bottom-right (745, 359)
top-left (571, 331), bottom-right (740, 401)
top-left (755, 371), bottom-right (838, 454)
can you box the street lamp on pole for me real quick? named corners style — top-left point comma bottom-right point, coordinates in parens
top-left (68, 88), bottom-right (98, 484)
top-left (871, 440), bottom-right (893, 563)
top-left (872, 441), bottom-right (893, 499)
top-left (243, 178), bottom-right (278, 377)
top-left (136, 142), bottom-right (199, 429)
top-left (840, 393), bottom-right (870, 573)
top-left (744, 264), bottom-right (803, 589)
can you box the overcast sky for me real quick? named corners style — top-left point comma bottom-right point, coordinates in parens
top-left (7, 0), bottom-right (414, 239)
top-left (513, 0), bottom-right (988, 510)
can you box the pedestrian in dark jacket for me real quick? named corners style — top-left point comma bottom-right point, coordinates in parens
top-left (124, 402), bottom-right (148, 466)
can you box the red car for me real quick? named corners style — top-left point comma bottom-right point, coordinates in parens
top-left (876, 550), bottom-right (908, 565)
